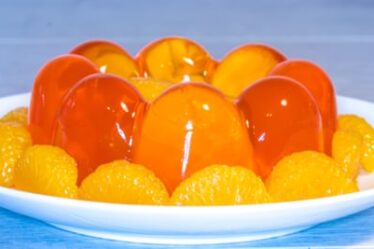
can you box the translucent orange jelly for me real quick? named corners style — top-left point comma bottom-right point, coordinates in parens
top-left (212, 44), bottom-right (286, 98)
top-left (28, 55), bottom-right (98, 144)
top-left (236, 76), bottom-right (324, 178)
top-left (137, 37), bottom-right (216, 84)
top-left (133, 83), bottom-right (255, 193)
top-left (53, 73), bottom-right (145, 182)
top-left (269, 60), bottom-right (337, 154)
top-left (71, 40), bottom-right (139, 79)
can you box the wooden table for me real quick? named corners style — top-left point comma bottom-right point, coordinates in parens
top-left (1, 0), bottom-right (374, 248)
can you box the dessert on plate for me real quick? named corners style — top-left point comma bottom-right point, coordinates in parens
top-left (0, 36), bottom-right (373, 206)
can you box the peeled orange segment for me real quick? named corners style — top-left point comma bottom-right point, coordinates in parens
top-left (338, 114), bottom-right (374, 172)
top-left (133, 83), bottom-right (255, 193)
top-left (0, 107), bottom-right (28, 127)
top-left (266, 151), bottom-right (357, 202)
top-left (128, 77), bottom-right (172, 101)
top-left (170, 165), bottom-right (269, 206)
top-left (53, 73), bottom-right (146, 182)
top-left (71, 40), bottom-right (139, 79)
top-left (236, 76), bottom-right (324, 179)
top-left (14, 145), bottom-right (78, 198)
top-left (269, 59), bottom-right (337, 154)
top-left (0, 123), bottom-right (32, 187)
top-left (79, 160), bottom-right (169, 205)
top-left (212, 44), bottom-right (286, 97)
top-left (28, 55), bottom-right (98, 144)
top-left (136, 37), bottom-right (215, 83)
top-left (332, 130), bottom-right (363, 179)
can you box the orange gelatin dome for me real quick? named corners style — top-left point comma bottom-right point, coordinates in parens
top-left (236, 76), bottom-right (324, 178)
top-left (269, 59), bottom-right (337, 154)
top-left (28, 55), bottom-right (98, 144)
top-left (133, 83), bottom-right (255, 193)
top-left (71, 40), bottom-right (139, 79)
top-left (212, 44), bottom-right (286, 98)
top-left (53, 73), bottom-right (145, 182)
top-left (136, 37), bottom-right (216, 83)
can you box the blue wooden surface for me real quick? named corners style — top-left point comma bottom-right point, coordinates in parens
top-left (1, 0), bottom-right (374, 248)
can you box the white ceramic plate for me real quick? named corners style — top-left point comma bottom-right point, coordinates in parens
top-left (0, 93), bottom-right (373, 245)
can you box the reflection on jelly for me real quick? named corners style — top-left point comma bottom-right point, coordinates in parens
top-left (212, 44), bottom-right (286, 98)
top-left (71, 40), bottom-right (139, 79)
top-left (136, 37), bottom-right (215, 84)
top-left (53, 73), bottom-right (145, 182)
top-left (133, 83), bottom-right (255, 193)
top-left (236, 76), bottom-right (324, 179)
top-left (269, 59), bottom-right (337, 154)
top-left (28, 55), bottom-right (98, 144)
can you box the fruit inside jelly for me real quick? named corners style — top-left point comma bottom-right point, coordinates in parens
top-left (71, 40), bottom-right (139, 79)
top-left (212, 44), bottom-right (286, 97)
top-left (137, 37), bottom-right (215, 84)
top-left (128, 77), bottom-right (172, 101)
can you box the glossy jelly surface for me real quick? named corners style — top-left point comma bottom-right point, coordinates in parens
top-left (236, 76), bottom-right (324, 179)
top-left (28, 55), bottom-right (98, 144)
top-left (71, 40), bottom-right (139, 79)
top-left (269, 59), bottom-right (337, 154)
top-left (137, 37), bottom-right (215, 84)
top-left (53, 73), bottom-right (145, 182)
top-left (133, 83), bottom-right (255, 193)
top-left (212, 44), bottom-right (286, 98)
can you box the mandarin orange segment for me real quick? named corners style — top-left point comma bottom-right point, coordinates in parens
top-left (133, 83), bottom-right (255, 193)
top-left (332, 130), bottom-right (363, 179)
top-left (53, 73), bottom-right (146, 182)
top-left (212, 44), bottom-right (286, 97)
top-left (266, 151), bottom-right (357, 202)
top-left (128, 77), bottom-right (172, 101)
top-left (0, 107), bottom-right (28, 127)
top-left (236, 76), bottom-right (324, 179)
top-left (14, 145), bottom-right (78, 198)
top-left (71, 40), bottom-right (139, 79)
top-left (137, 37), bottom-right (215, 83)
top-left (79, 160), bottom-right (169, 204)
top-left (338, 115), bottom-right (374, 172)
top-left (0, 123), bottom-right (32, 187)
top-left (269, 60), bottom-right (337, 154)
top-left (339, 114), bottom-right (374, 135)
top-left (170, 164), bottom-right (270, 206)
top-left (28, 55), bottom-right (98, 144)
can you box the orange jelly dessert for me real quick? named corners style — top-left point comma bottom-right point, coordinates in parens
top-left (212, 44), bottom-right (286, 97)
top-left (19, 37), bottom-right (345, 204)
top-left (53, 73), bottom-right (146, 182)
top-left (71, 40), bottom-right (139, 79)
top-left (236, 76), bottom-right (324, 178)
top-left (269, 59), bottom-right (337, 154)
top-left (133, 83), bottom-right (254, 192)
top-left (28, 55), bottom-right (98, 144)
top-left (137, 37), bottom-right (215, 83)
